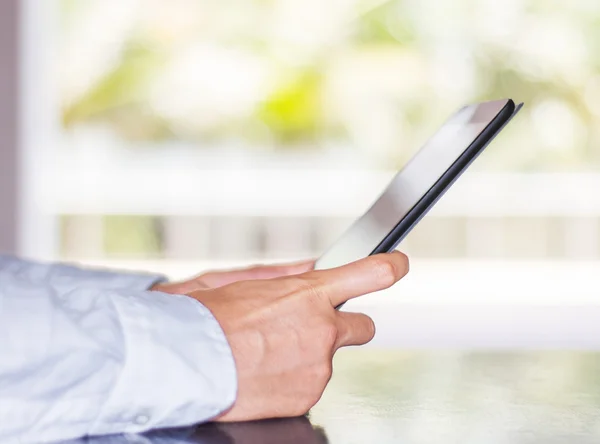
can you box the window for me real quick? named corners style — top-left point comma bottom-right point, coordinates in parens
top-left (24, 0), bottom-right (600, 317)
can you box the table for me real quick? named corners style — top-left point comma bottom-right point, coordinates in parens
top-left (75, 350), bottom-right (600, 443)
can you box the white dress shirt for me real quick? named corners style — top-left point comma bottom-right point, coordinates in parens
top-left (0, 256), bottom-right (237, 444)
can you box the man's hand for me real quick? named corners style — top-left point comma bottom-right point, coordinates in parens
top-left (189, 251), bottom-right (409, 422)
top-left (152, 260), bottom-right (315, 294)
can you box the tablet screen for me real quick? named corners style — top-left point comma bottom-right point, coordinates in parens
top-left (316, 99), bottom-right (512, 270)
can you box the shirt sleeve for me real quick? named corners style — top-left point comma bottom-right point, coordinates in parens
top-left (0, 255), bottom-right (166, 292)
top-left (0, 270), bottom-right (237, 443)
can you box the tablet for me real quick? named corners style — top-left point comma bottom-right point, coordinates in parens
top-left (315, 99), bottom-right (523, 277)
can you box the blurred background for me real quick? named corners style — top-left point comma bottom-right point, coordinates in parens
top-left (2, 0), bottom-right (600, 346)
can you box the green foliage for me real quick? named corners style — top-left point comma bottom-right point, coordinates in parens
top-left (256, 70), bottom-right (324, 144)
top-left (63, 43), bottom-right (164, 129)
top-left (354, 0), bottom-right (415, 46)
top-left (60, 0), bottom-right (600, 167)
top-left (60, 0), bottom-right (82, 28)
top-left (103, 216), bottom-right (163, 258)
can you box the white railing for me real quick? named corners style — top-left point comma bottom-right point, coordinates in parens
top-left (42, 159), bottom-right (600, 218)
top-left (41, 146), bottom-right (600, 261)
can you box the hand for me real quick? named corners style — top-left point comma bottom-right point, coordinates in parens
top-left (189, 251), bottom-right (409, 422)
top-left (152, 260), bottom-right (315, 294)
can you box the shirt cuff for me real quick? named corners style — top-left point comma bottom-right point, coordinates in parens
top-left (88, 291), bottom-right (237, 436)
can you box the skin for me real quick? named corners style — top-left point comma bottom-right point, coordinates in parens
top-left (154, 251), bottom-right (409, 422)
top-left (152, 260), bottom-right (315, 294)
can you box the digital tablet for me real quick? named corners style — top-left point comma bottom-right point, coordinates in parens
top-left (315, 99), bottom-right (523, 297)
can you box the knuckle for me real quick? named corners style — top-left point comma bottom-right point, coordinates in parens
top-left (314, 360), bottom-right (333, 380)
top-left (295, 363), bottom-right (332, 416)
top-left (372, 258), bottom-right (398, 287)
top-left (318, 321), bottom-right (338, 346)
top-left (321, 361), bottom-right (334, 381)
top-left (371, 253), bottom-right (410, 286)
top-left (295, 399), bottom-right (317, 417)
top-left (308, 362), bottom-right (333, 391)
top-left (291, 276), bottom-right (322, 298)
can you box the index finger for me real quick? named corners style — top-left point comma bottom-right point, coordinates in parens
top-left (301, 251), bottom-right (409, 308)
